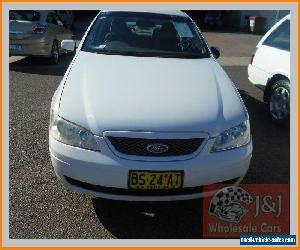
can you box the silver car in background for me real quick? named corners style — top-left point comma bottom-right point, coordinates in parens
top-left (9, 10), bottom-right (73, 64)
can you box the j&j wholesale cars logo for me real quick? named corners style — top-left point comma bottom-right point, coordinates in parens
top-left (202, 184), bottom-right (289, 238)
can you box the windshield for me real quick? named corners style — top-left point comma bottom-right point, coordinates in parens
top-left (9, 11), bottom-right (40, 21)
top-left (82, 11), bottom-right (210, 59)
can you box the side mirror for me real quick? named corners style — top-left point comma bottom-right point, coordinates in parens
top-left (61, 40), bottom-right (75, 52)
top-left (210, 46), bottom-right (220, 59)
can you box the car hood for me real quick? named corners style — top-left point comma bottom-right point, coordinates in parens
top-left (58, 51), bottom-right (247, 136)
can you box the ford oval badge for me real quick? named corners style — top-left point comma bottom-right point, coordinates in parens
top-left (146, 143), bottom-right (169, 154)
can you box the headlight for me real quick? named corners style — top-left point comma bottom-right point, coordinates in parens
top-left (49, 112), bottom-right (100, 151)
top-left (211, 120), bottom-right (250, 152)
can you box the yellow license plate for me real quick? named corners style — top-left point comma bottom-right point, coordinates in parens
top-left (128, 171), bottom-right (184, 190)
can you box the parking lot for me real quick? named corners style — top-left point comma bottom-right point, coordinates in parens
top-left (9, 25), bottom-right (290, 239)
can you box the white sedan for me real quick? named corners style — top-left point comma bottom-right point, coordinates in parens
top-left (248, 15), bottom-right (290, 125)
top-left (49, 10), bottom-right (252, 201)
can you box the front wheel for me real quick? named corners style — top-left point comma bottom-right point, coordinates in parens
top-left (50, 41), bottom-right (59, 65)
top-left (267, 79), bottom-right (290, 125)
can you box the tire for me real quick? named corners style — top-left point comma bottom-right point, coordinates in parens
top-left (267, 79), bottom-right (290, 125)
top-left (50, 41), bottom-right (59, 65)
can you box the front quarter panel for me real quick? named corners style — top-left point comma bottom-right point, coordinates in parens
top-left (212, 61), bottom-right (248, 132)
top-left (252, 45), bottom-right (290, 86)
top-left (51, 50), bottom-right (79, 114)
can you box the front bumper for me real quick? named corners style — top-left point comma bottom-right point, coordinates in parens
top-left (49, 136), bottom-right (252, 201)
top-left (248, 64), bottom-right (268, 90)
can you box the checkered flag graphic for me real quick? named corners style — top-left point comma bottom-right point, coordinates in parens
top-left (209, 186), bottom-right (253, 216)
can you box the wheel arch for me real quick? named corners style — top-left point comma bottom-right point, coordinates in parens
top-left (48, 38), bottom-right (58, 55)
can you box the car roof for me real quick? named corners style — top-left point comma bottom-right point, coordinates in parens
top-left (100, 10), bottom-right (189, 18)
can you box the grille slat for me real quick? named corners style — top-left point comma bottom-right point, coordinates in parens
top-left (107, 136), bottom-right (204, 157)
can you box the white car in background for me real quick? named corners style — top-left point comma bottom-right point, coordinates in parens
top-left (49, 10), bottom-right (252, 201)
top-left (248, 15), bottom-right (290, 125)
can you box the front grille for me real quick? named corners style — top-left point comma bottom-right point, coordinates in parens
top-left (107, 137), bottom-right (204, 157)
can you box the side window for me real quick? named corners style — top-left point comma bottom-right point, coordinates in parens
top-left (46, 14), bottom-right (58, 25)
top-left (54, 15), bottom-right (64, 26)
top-left (263, 20), bottom-right (290, 51)
top-left (46, 14), bottom-right (51, 23)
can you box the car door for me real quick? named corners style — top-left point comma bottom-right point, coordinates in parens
top-left (54, 14), bottom-right (73, 41)
top-left (52, 14), bottom-right (65, 42)
top-left (45, 13), bottom-right (59, 46)
top-left (252, 19), bottom-right (290, 85)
